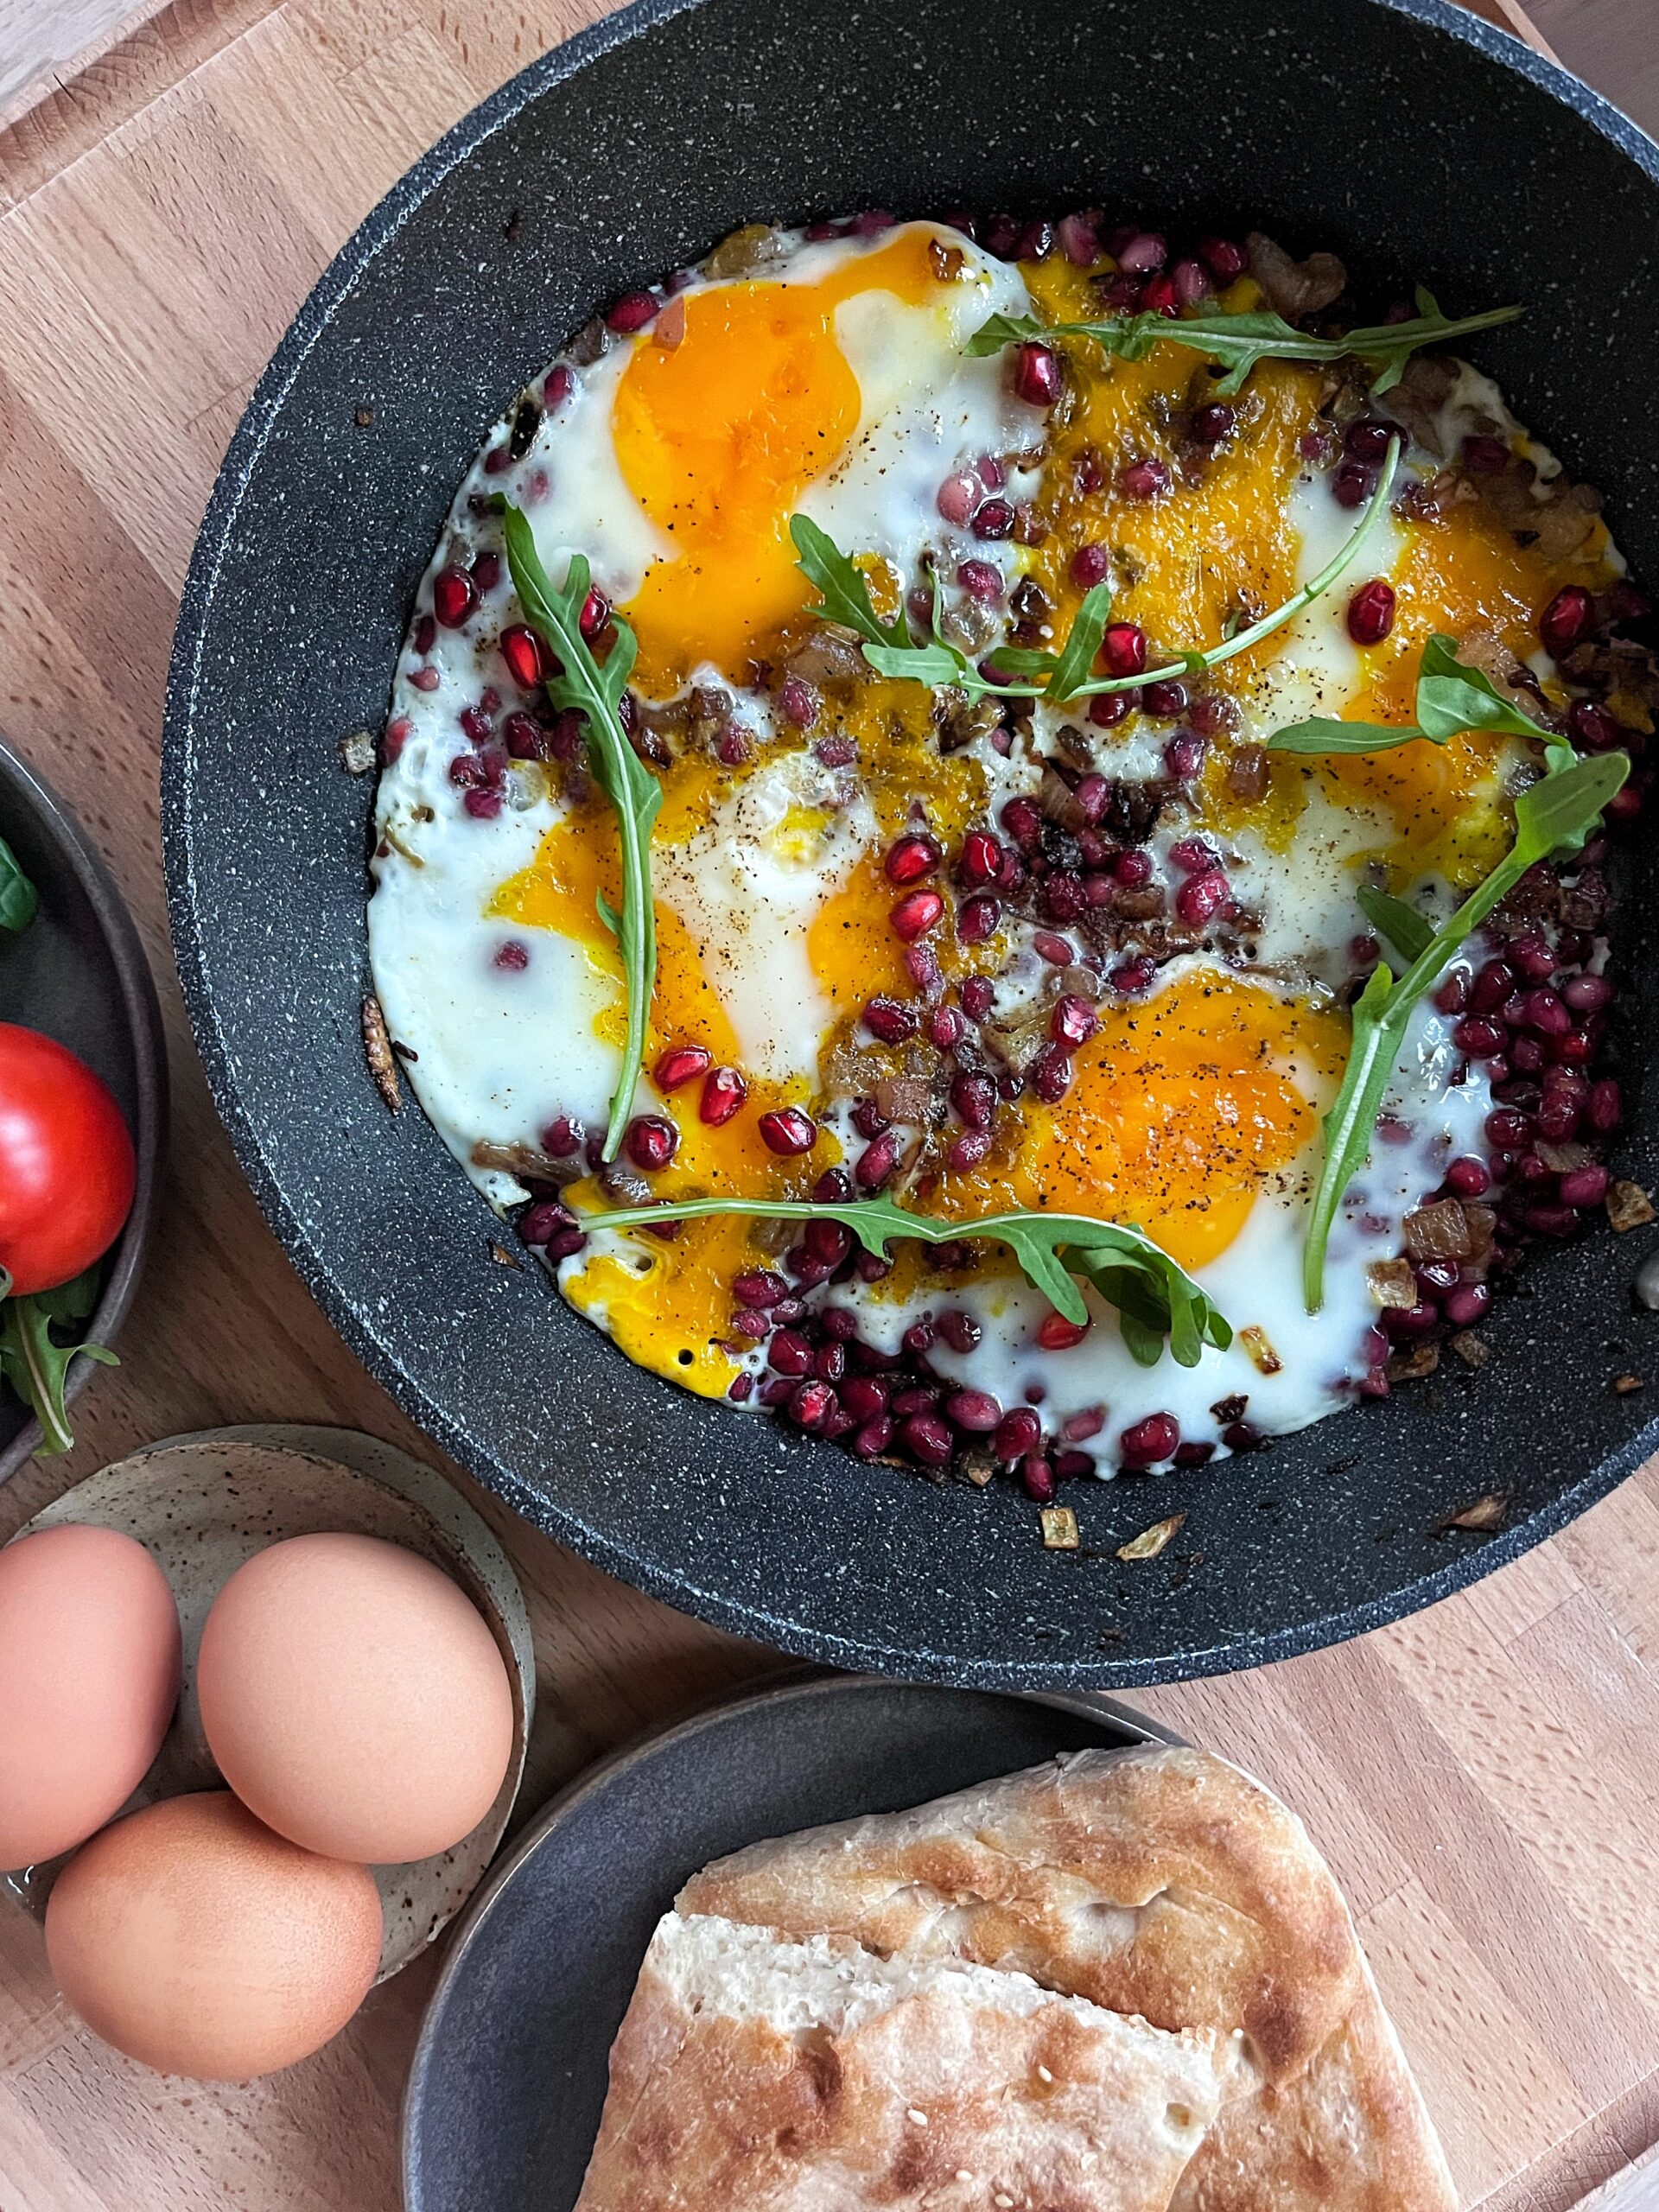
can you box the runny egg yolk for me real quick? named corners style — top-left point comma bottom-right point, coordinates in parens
top-left (612, 229), bottom-right (952, 691)
top-left (943, 975), bottom-right (1347, 1273)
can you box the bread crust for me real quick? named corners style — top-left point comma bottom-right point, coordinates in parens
top-left (678, 1746), bottom-right (1456, 2212)
top-left (575, 1913), bottom-right (1227, 2212)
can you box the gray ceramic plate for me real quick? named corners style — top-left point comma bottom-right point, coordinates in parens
top-left (0, 735), bottom-right (167, 1479)
top-left (402, 1669), bottom-right (1177, 2212)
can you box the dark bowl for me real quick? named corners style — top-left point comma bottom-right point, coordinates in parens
top-left (163, 0), bottom-right (1659, 1685)
top-left (1, 737), bottom-right (168, 1478)
top-left (403, 1669), bottom-right (1179, 2212)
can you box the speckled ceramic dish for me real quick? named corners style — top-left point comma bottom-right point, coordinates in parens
top-left (403, 1669), bottom-right (1178, 2212)
top-left (0, 734), bottom-right (166, 1480)
top-left (164, 0), bottom-right (1659, 1687)
top-left (1, 1426), bottom-right (535, 1977)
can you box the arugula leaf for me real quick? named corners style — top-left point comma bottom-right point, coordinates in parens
top-left (1303, 748), bottom-right (1630, 1308)
top-left (1270, 633), bottom-right (1559, 757)
top-left (791, 516), bottom-right (1011, 704)
top-left (791, 451), bottom-right (1395, 712)
top-left (0, 834), bottom-right (37, 933)
top-left (1356, 885), bottom-right (1435, 964)
top-left (573, 1189), bottom-right (1231, 1366)
top-left (503, 507), bottom-right (659, 1159)
top-left (966, 289), bottom-right (1522, 399)
top-left (0, 1267), bottom-right (118, 1457)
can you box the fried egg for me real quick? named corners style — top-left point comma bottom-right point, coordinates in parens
top-left (369, 215), bottom-right (1629, 1476)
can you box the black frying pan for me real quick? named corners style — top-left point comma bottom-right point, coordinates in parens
top-left (163, 0), bottom-right (1659, 1687)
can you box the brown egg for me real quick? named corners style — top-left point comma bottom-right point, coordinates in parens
top-left (45, 1791), bottom-right (383, 2079)
top-left (196, 1532), bottom-right (515, 1863)
top-left (0, 1525), bottom-right (181, 1867)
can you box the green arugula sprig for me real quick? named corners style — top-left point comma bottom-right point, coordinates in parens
top-left (575, 1190), bottom-right (1231, 1367)
top-left (1304, 749), bottom-right (1629, 1310)
top-left (502, 506), bottom-right (658, 1160)
top-left (966, 287), bottom-right (1522, 397)
top-left (791, 447), bottom-right (1395, 709)
top-left (1270, 633), bottom-right (1562, 757)
top-left (0, 834), bottom-right (37, 933)
top-left (0, 1266), bottom-right (118, 1457)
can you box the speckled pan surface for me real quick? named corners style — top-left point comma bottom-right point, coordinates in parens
top-left (3, 1427), bottom-right (535, 1975)
top-left (164, 0), bottom-right (1659, 1687)
top-left (403, 1669), bottom-right (1179, 2212)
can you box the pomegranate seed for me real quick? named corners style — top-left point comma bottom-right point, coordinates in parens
top-left (493, 939), bottom-right (529, 972)
top-left (626, 1115), bottom-right (678, 1171)
top-left (1176, 869), bottom-right (1230, 926)
top-left (1100, 622), bottom-right (1148, 677)
top-left (382, 716), bottom-right (412, 763)
top-left (993, 1408), bottom-right (1043, 1461)
top-left (1461, 434), bottom-right (1510, 474)
top-left (938, 472), bottom-right (982, 525)
top-left (433, 566), bottom-right (476, 628)
top-left (789, 1379), bottom-right (837, 1431)
top-left (1071, 543), bottom-right (1110, 588)
top-left (891, 887), bottom-right (944, 941)
top-left (654, 1044), bottom-right (711, 1090)
top-left (1041, 871), bottom-right (1085, 922)
top-left (944, 1388), bottom-right (1001, 1433)
top-left (779, 675), bottom-right (818, 728)
top-left (886, 833), bottom-right (940, 884)
top-left (806, 1218), bottom-right (851, 1269)
top-left (855, 1129), bottom-right (901, 1189)
top-left (1022, 1455), bottom-right (1057, 1503)
top-left (1345, 417), bottom-right (1395, 464)
top-left (863, 995), bottom-right (919, 1044)
top-left (1347, 579), bottom-right (1396, 645)
top-left (499, 624), bottom-right (546, 691)
top-left (503, 712), bottom-right (546, 760)
top-left (1485, 1107), bottom-right (1531, 1151)
top-left (1517, 987), bottom-right (1571, 1036)
top-left (1014, 341), bottom-right (1065, 407)
top-left (955, 830), bottom-right (1001, 890)
top-left (1121, 457), bottom-right (1171, 501)
top-left (950, 1071), bottom-right (996, 1130)
top-left (734, 1269), bottom-right (786, 1308)
top-left (463, 788), bottom-right (501, 818)
top-left (759, 1107), bottom-right (817, 1155)
top-left (1541, 585), bottom-right (1592, 661)
top-left (1116, 229), bottom-right (1166, 271)
top-left (958, 558), bottom-right (1003, 604)
top-left (472, 550), bottom-right (502, 595)
top-left (518, 1198), bottom-right (572, 1245)
top-left (1051, 995), bottom-right (1098, 1047)
top-left (768, 1329), bottom-right (816, 1376)
top-left (1567, 698), bottom-right (1621, 753)
top-left (1144, 678), bottom-right (1187, 717)
top-left (1587, 1078), bottom-right (1623, 1133)
top-left (1171, 257), bottom-right (1212, 306)
top-left (1113, 849), bottom-right (1153, 887)
top-left (1168, 835), bottom-right (1219, 874)
top-left (1120, 1412), bottom-right (1179, 1466)
top-left (1444, 1156), bottom-right (1491, 1198)
top-left (814, 1167), bottom-right (855, 1204)
top-left (1027, 1046), bottom-right (1072, 1103)
top-left (1058, 210), bottom-right (1101, 264)
top-left (1165, 733), bottom-right (1206, 779)
top-left (414, 613), bottom-right (437, 656)
top-left (1332, 461), bottom-right (1373, 508)
top-left (961, 976), bottom-right (996, 1021)
top-left (934, 1307), bottom-right (980, 1354)
top-left (1036, 1310), bottom-right (1090, 1350)
top-left (945, 1129), bottom-right (993, 1171)
top-left (850, 1414), bottom-right (893, 1458)
top-left (896, 1413), bottom-right (950, 1467)
top-left (699, 1065), bottom-right (747, 1124)
top-left (1089, 691), bottom-right (1130, 728)
top-left (1192, 402), bottom-right (1235, 446)
top-left (1032, 930), bottom-right (1076, 965)
top-left (606, 289), bottom-right (658, 333)
top-left (1560, 1163), bottom-right (1610, 1207)
top-left (1194, 233), bottom-right (1243, 281)
top-left (972, 499), bottom-right (1015, 541)
top-left (1110, 955), bottom-right (1158, 995)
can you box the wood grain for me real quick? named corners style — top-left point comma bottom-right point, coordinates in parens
top-left (0, 1), bottom-right (1654, 2207)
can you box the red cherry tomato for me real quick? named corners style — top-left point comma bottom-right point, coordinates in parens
top-left (0, 1023), bottom-right (136, 1297)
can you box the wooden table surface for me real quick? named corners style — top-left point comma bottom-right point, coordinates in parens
top-left (3, 0), bottom-right (1658, 2205)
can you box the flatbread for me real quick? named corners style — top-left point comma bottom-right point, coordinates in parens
top-left (679, 1746), bottom-right (1455, 2211)
top-left (574, 1910), bottom-right (1228, 2212)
